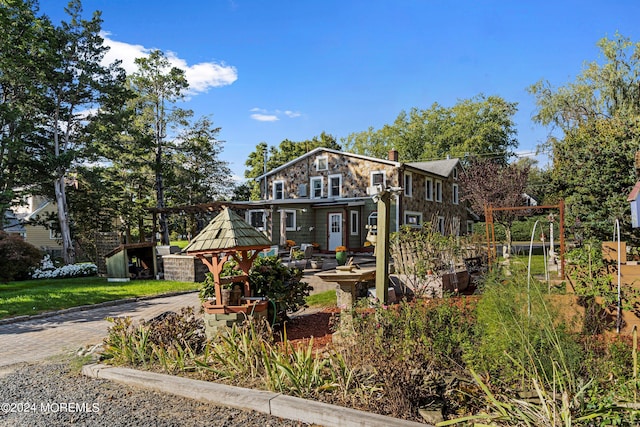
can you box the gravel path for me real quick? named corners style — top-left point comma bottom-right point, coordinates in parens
top-left (0, 361), bottom-right (310, 427)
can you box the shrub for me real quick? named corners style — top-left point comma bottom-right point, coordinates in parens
top-left (0, 231), bottom-right (42, 282)
top-left (102, 307), bottom-right (205, 368)
top-left (249, 256), bottom-right (312, 323)
top-left (30, 254), bottom-right (97, 279)
top-left (467, 269), bottom-right (584, 388)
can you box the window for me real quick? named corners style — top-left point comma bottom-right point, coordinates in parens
top-left (435, 180), bottom-right (442, 203)
top-left (437, 216), bottom-right (445, 234)
top-left (284, 210), bottom-right (296, 231)
top-left (452, 216), bottom-right (460, 236)
top-left (425, 178), bottom-right (433, 201)
top-left (49, 222), bottom-right (61, 240)
top-left (367, 212), bottom-right (378, 230)
top-left (453, 167), bottom-right (458, 180)
top-left (310, 177), bottom-right (323, 199)
top-left (467, 220), bottom-right (475, 234)
top-left (404, 172), bottom-right (412, 197)
top-left (316, 156), bottom-right (328, 171)
top-left (350, 210), bottom-right (359, 235)
top-left (452, 183), bottom-right (459, 205)
top-left (370, 171), bottom-right (385, 187)
top-left (273, 180), bottom-right (284, 200)
top-left (329, 174), bottom-right (342, 198)
top-left (246, 210), bottom-right (266, 231)
top-left (404, 211), bottom-right (422, 227)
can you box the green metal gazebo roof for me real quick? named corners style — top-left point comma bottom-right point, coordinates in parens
top-left (183, 207), bottom-right (271, 254)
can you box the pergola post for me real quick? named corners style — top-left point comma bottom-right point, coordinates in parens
top-left (375, 190), bottom-right (391, 304)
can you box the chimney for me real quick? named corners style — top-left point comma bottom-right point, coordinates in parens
top-left (388, 149), bottom-right (399, 162)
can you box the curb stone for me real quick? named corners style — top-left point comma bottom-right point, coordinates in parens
top-left (82, 364), bottom-right (431, 427)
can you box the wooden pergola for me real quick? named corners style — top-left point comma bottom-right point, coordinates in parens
top-left (147, 201), bottom-right (260, 243)
top-left (183, 207), bottom-right (272, 310)
top-left (484, 201), bottom-right (566, 279)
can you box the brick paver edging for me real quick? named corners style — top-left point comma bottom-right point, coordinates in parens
top-left (0, 290), bottom-right (198, 326)
top-left (82, 364), bottom-right (430, 427)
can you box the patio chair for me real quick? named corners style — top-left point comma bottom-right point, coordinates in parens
top-left (300, 243), bottom-right (314, 268)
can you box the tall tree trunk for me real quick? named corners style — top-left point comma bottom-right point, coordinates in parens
top-left (155, 140), bottom-right (170, 245)
top-left (138, 217), bottom-right (145, 242)
top-left (54, 174), bottom-right (75, 264)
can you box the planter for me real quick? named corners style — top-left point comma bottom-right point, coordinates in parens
top-left (310, 259), bottom-right (324, 269)
top-left (335, 251), bottom-right (347, 266)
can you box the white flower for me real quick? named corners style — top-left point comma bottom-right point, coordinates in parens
top-left (31, 257), bottom-right (97, 279)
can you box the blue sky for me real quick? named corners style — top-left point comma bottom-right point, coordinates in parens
top-left (40, 1), bottom-right (640, 181)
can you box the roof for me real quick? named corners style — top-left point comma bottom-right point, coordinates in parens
top-left (256, 147), bottom-right (461, 181)
top-left (3, 211), bottom-right (25, 234)
top-left (184, 207), bottom-right (271, 253)
top-left (255, 147), bottom-right (401, 180)
top-left (105, 241), bottom-right (156, 258)
top-left (628, 181), bottom-right (640, 202)
top-left (406, 158), bottom-right (460, 177)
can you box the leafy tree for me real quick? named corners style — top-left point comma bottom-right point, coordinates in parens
top-left (460, 158), bottom-right (530, 254)
top-left (30, 0), bottom-right (124, 264)
top-left (128, 49), bottom-right (190, 245)
top-left (0, 0), bottom-right (46, 211)
top-left (343, 95), bottom-right (518, 164)
top-left (244, 132), bottom-right (340, 199)
top-left (166, 116), bottom-right (231, 206)
top-left (529, 33), bottom-right (640, 241)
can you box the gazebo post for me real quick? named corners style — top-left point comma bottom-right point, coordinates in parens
top-left (197, 253), bottom-right (230, 304)
top-left (231, 249), bottom-right (262, 297)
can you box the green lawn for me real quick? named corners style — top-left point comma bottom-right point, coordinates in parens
top-left (306, 290), bottom-right (337, 308)
top-left (0, 277), bottom-right (199, 319)
top-left (500, 254), bottom-right (561, 278)
top-left (170, 240), bottom-right (190, 249)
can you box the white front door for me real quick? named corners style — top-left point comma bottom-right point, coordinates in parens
top-left (328, 213), bottom-right (343, 250)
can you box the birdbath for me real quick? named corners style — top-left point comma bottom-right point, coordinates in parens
top-left (315, 267), bottom-right (376, 343)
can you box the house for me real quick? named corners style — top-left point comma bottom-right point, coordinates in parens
top-left (4, 195), bottom-right (63, 258)
top-left (244, 147), bottom-right (474, 252)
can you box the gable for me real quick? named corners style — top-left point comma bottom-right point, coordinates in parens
top-left (256, 147), bottom-right (400, 180)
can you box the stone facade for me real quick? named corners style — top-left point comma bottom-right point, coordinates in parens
top-left (252, 148), bottom-right (474, 251)
top-left (262, 151), bottom-right (399, 201)
top-left (202, 310), bottom-right (267, 340)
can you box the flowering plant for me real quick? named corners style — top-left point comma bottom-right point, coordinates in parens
top-left (31, 255), bottom-right (98, 279)
top-left (285, 239), bottom-right (296, 248)
top-left (335, 245), bottom-right (347, 252)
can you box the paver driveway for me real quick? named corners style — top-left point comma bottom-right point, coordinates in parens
top-left (0, 292), bottom-right (200, 367)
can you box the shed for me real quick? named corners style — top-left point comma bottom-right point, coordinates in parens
top-left (105, 242), bottom-right (158, 281)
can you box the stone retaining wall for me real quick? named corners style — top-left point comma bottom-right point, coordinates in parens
top-left (163, 254), bottom-right (209, 282)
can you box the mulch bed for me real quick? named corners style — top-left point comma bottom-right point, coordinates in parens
top-left (278, 307), bottom-right (340, 351)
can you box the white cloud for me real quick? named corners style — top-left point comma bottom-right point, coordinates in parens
top-left (249, 108), bottom-right (302, 122)
top-left (284, 110), bottom-right (301, 118)
top-left (101, 32), bottom-right (237, 94)
top-left (251, 113), bottom-right (279, 122)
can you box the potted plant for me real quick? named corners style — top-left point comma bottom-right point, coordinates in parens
top-left (310, 256), bottom-right (324, 269)
top-left (291, 249), bottom-right (306, 269)
top-left (335, 245), bottom-right (348, 265)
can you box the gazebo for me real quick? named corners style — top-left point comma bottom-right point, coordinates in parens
top-left (183, 207), bottom-right (271, 315)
